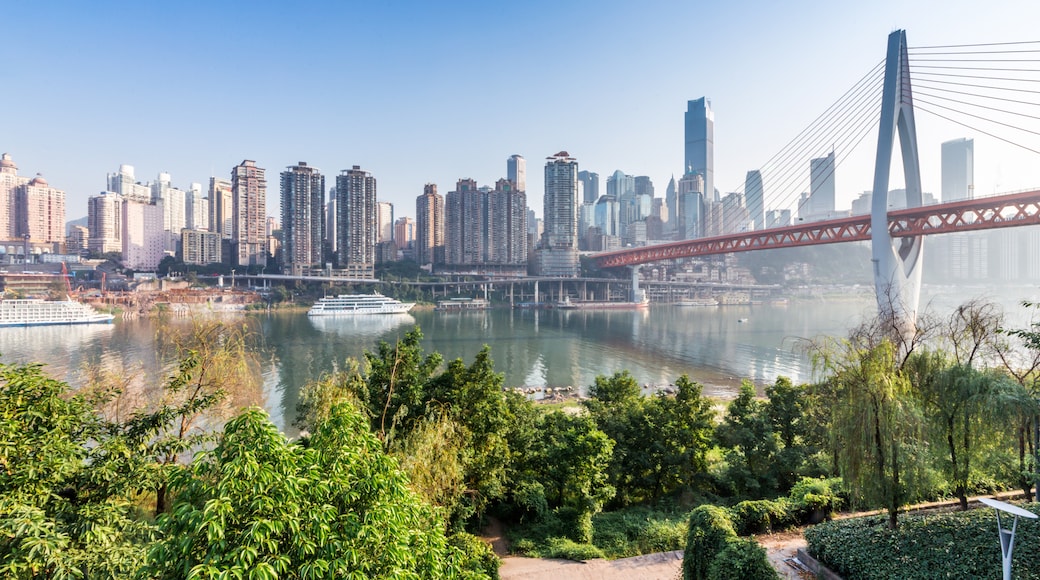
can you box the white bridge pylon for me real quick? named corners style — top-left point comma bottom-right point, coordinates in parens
top-left (871, 29), bottom-right (924, 333)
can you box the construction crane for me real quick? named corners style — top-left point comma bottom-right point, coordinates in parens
top-left (60, 262), bottom-right (73, 298)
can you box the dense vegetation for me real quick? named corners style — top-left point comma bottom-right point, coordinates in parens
top-left (1, 297), bottom-right (1039, 579)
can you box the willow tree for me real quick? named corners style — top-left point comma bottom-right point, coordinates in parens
top-left (819, 340), bottom-right (924, 528)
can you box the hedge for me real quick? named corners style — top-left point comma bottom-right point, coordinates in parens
top-left (805, 503), bottom-right (1040, 579)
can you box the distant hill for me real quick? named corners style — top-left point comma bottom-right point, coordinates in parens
top-left (66, 216), bottom-right (87, 234)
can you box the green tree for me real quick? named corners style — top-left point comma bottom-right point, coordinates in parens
top-left (362, 327), bottom-right (443, 441)
top-left (0, 363), bottom-right (154, 579)
top-left (715, 381), bottom-right (779, 498)
top-left (765, 376), bottom-right (818, 489)
top-left (143, 404), bottom-right (478, 579)
top-left (821, 340), bottom-right (925, 528)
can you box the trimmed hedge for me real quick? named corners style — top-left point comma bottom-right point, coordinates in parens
top-left (683, 505), bottom-right (738, 580)
top-left (805, 503), bottom-right (1040, 579)
top-left (707, 538), bottom-right (779, 580)
top-left (731, 499), bottom-right (797, 535)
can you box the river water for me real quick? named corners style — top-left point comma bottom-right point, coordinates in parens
top-left (2, 285), bottom-right (1036, 432)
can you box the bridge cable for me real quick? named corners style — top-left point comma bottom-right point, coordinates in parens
top-left (914, 104), bottom-right (1040, 156)
top-left (914, 89), bottom-right (1040, 122)
top-left (910, 41), bottom-right (1040, 50)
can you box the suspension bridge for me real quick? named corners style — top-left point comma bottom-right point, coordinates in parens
top-left (594, 30), bottom-right (1040, 331)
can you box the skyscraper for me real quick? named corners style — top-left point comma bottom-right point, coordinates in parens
top-left (19, 175), bottom-right (66, 245)
top-left (376, 201), bottom-right (394, 243)
top-left (208, 177), bottom-right (233, 239)
top-left (279, 161), bottom-right (325, 275)
top-left (394, 217), bottom-right (415, 249)
top-left (941, 138), bottom-right (974, 202)
top-left (415, 183), bottom-right (444, 267)
top-left (0, 153), bottom-right (29, 241)
top-left (537, 151), bottom-right (579, 277)
top-left (336, 165), bottom-right (377, 278)
top-left (808, 152), bottom-right (836, 219)
top-left (745, 170), bottom-right (764, 231)
top-left (231, 160), bottom-right (268, 267)
top-left (489, 178), bottom-right (526, 265)
top-left (446, 178), bottom-right (484, 265)
top-left (684, 97), bottom-right (714, 202)
top-left (677, 172), bottom-right (704, 240)
top-left (507, 155), bottom-right (526, 193)
top-left (88, 192), bottom-right (123, 254)
top-left (578, 171), bottom-right (599, 205)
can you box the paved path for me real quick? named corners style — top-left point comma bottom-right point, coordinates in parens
top-left (500, 550), bottom-right (684, 580)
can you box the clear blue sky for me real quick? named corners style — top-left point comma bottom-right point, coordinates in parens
top-left (5, 0), bottom-right (1040, 222)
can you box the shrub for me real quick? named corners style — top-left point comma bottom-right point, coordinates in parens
top-left (707, 538), bottom-right (779, 580)
top-left (683, 505), bottom-right (737, 580)
top-left (788, 477), bottom-right (843, 523)
top-left (542, 537), bottom-right (606, 561)
top-left (592, 506), bottom-right (688, 558)
top-left (731, 499), bottom-right (796, 535)
top-left (449, 533), bottom-right (500, 580)
top-left (805, 504), bottom-right (1040, 579)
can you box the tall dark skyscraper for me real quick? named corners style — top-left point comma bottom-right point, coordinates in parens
top-left (538, 151), bottom-right (579, 277)
top-left (684, 97), bottom-right (714, 202)
top-left (280, 162), bottom-right (325, 275)
top-left (578, 170), bottom-right (599, 205)
top-left (415, 183), bottom-right (444, 266)
top-left (507, 154), bottom-right (526, 193)
top-left (745, 170), bottom-right (764, 231)
top-left (335, 165), bottom-right (377, 278)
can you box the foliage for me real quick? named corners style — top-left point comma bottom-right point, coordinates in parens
top-left (0, 363), bottom-right (154, 579)
top-left (591, 506), bottom-right (689, 558)
top-left (715, 381), bottom-right (779, 498)
top-left (706, 538), bottom-right (779, 580)
top-left (816, 340), bottom-right (926, 528)
top-left (806, 504), bottom-right (1040, 580)
top-left (540, 537), bottom-right (606, 561)
top-left (361, 327), bottom-right (443, 441)
top-left (730, 499), bottom-right (795, 535)
top-left (293, 360), bottom-right (366, 434)
top-left (143, 404), bottom-right (478, 579)
top-left (682, 505), bottom-right (737, 580)
top-left (448, 532), bottom-right (500, 580)
top-left (787, 477), bottom-right (844, 521)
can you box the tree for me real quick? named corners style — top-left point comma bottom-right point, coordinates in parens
top-left (0, 363), bottom-right (154, 578)
top-left (715, 381), bottom-right (779, 498)
top-left (142, 404), bottom-right (478, 579)
top-left (995, 300), bottom-right (1040, 499)
top-left (821, 340), bottom-right (925, 528)
top-left (765, 376), bottom-right (819, 490)
top-left (362, 327), bottom-right (443, 441)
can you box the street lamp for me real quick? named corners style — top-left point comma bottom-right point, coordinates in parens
top-left (979, 497), bottom-right (1037, 580)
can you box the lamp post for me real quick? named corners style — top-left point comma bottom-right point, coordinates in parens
top-left (979, 497), bottom-right (1037, 580)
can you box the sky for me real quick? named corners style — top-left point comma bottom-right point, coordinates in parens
top-left (5, 0), bottom-right (1040, 223)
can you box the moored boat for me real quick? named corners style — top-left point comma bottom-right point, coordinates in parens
top-left (0, 298), bottom-right (114, 327)
top-left (307, 293), bottom-right (415, 316)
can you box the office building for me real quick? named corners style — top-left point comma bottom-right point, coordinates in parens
top-left (187, 183), bottom-right (208, 232)
top-left (942, 138), bottom-right (974, 202)
top-left (507, 154), bottom-right (526, 193)
top-left (336, 165), bottom-right (377, 277)
top-left (231, 160), bottom-right (268, 268)
top-left (578, 171), bottom-right (599, 205)
top-left (415, 183), bottom-right (444, 266)
top-left (106, 164), bottom-right (151, 202)
top-left (280, 162), bottom-right (325, 275)
top-left (685, 97), bottom-right (714, 202)
top-left (807, 152), bottom-right (836, 220)
top-left (676, 172), bottom-right (704, 240)
top-left (537, 151), bottom-right (579, 276)
top-left (745, 170), bottom-right (764, 230)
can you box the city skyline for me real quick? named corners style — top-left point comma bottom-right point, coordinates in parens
top-left (5, 1), bottom-right (1040, 223)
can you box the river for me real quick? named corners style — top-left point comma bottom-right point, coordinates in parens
top-left (1, 285), bottom-right (1036, 432)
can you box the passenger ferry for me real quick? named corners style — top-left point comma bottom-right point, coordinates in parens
top-left (307, 293), bottom-right (415, 316)
top-left (0, 299), bottom-right (115, 327)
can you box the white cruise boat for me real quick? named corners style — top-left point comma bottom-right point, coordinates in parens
top-left (307, 293), bottom-right (415, 317)
top-left (0, 299), bottom-right (115, 327)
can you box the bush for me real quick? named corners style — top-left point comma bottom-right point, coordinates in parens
top-left (449, 533), bottom-right (500, 580)
top-left (542, 537), bottom-right (606, 561)
top-left (683, 505), bottom-right (737, 580)
top-left (592, 506), bottom-right (688, 558)
top-left (730, 499), bottom-right (796, 535)
top-left (707, 538), bottom-right (779, 580)
top-left (805, 504), bottom-right (1040, 579)
top-left (788, 477), bottom-right (843, 523)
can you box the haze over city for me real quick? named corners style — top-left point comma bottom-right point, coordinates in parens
top-left (5, 0), bottom-right (1040, 220)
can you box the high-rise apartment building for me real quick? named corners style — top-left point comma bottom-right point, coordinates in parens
top-left (325, 198), bottom-right (336, 256)
top-left (377, 201), bottom-right (394, 243)
top-left (280, 162), bottom-right (325, 275)
top-left (153, 172), bottom-right (186, 252)
top-left (942, 138), bottom-right (974, 202)
top-left (0, 153), bottom-right (28, 241)
top-left (231, 160), bottom-right (267, 267)
top-left (122, 199), bottom-right (164, 271)
top-left (88, 192), bottom-right (123, 254)
top-left (187, 183), bottom-right (208, 232)
top-left (209, 177), bottom-right (233, 240)
top-left (537, 151), bottom-right (579, 277)
top-left (336, 165), bottom-right (377, 278)
top-left (489, 178), bottom-right (526, 265)
top-left (685, 97), bottom-right (714, 202)
top-left (394, 217), bottom-right (415, 248)
top-left (106, 165), bottom-right (150, 202)
top-left (19, 175), bottom-right (65, 245)
top-left (446, 178), bottom-right (485, 265)
top-left (677, 172), bottom-right (705, 240)
top-left (807, 152), bottom-right (835, 220)
top-left (745, 170), bottom-right (764, 231)
top-left (578, 171), bottom-right (599, 205)
top-left (507, 154), bottom-right (526, 193)
top-left (415, 183), bottom-right (444, 266)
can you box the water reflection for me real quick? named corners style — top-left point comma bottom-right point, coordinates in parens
top-left (308, 313), bottom-right (416, 337)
